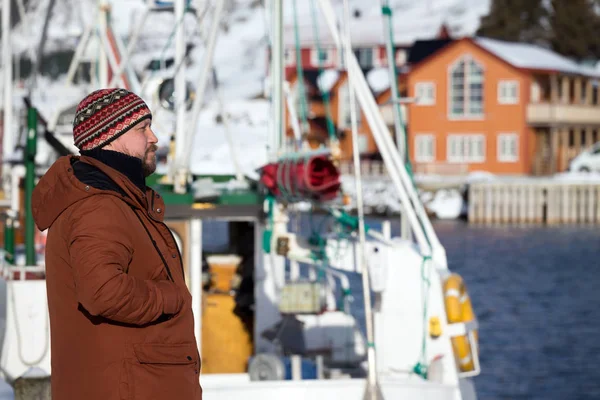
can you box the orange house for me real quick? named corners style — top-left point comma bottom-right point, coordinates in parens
top-left (284, 69), bottom-right (408, 161)
top-left (407, 37), bottom-right (600, 175)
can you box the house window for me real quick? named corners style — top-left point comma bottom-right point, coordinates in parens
top-left (497, 133), bottom-right (519, 162)
top-left (449, 56), bottom-right (484, 118)
top-left (530, 81), bottom-right (541, 103)
top-left (415, 82), bottom-right (435, 105)
top-left (339, 83), bottom-right (361, 129)
top-left (447, 134), bottom-right (485, 163)
top-left (291, 80), bottom-right (309, 120)
top-left (354, 48), bottom-right (374, 69)
top-left (415, 134), bottom-right (435, 162)
top-left (396, 49), bottom-right (407, 66)
top-left (498, 80), bottom-right (519, 104)
top-left (357, 133), bottom-right (368, 154)
top-left (284, 48), bottom-right (296, 67)
top-left (311, 48), bottom-right (332, 67)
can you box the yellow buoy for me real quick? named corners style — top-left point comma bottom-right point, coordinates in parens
top-left (443, 273), bottom-right (478, 372)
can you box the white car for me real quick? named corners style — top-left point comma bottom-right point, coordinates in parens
top-left (569, 142), bottom-right (600, 172)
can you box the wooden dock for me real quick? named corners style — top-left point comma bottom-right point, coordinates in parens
top-left (468, 181), bottom-right (600, 224)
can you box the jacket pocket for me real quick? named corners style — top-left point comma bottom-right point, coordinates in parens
top-left (123, 343), bottom-right (201, 400)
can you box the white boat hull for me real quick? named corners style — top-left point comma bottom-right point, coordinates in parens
top-left (200, 374), bottom-right (476, 400)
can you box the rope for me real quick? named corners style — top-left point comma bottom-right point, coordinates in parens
top-left (309, 0), bottom-right (336, 140)
top-left (381, 1), bottom-right (414, 179)
top-left (291, 0), bottom-right (310, 134)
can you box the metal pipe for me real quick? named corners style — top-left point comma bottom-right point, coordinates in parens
top-left (270, 0), bottom-right (284, 160)
top-left (64, 18), bottom-right (95, 88)
top-left (31, 0), bottom-right (57, 92)
top-left (341, 1), bottom-right (381, 398)
top-left (25, 107), bottom-right (38, 266)
top-left (108, 7), bottom-right (149, 89)
top-left (98, 1), bottom-right (110, 88)
top-left (97, 24), bottom-right (127, 88)
top-left (4, 217), bottom-right (14, 265)
top-left (173, 0), bottom-right (187, 193)
top-left (189, 218), bottom-right (202, 353)
top-left (181, 0), bottom-right (225, 179)
top-left (3, 0), bottom-right (13, 170)
top-left (380, 0), bottom-right (412, 241)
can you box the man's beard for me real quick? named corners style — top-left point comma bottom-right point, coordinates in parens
top-left (142, 144), bottom-right (158, 177)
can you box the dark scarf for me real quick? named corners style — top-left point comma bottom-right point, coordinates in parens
top-left (80, 148), bottom-right (146, 194)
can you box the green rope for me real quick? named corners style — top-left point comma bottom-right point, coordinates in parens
top-left (291, 0), bottom-right (310, 135)
top-left (380, 1), bottom-right (413, 179)
top-left (412, 255), bottom-right (432, 379)
top-left (309, 0), bottom-right (336, 141)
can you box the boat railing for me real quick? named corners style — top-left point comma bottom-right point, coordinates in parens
top-left (0, 250), bottom-right (46, 281)
top-left (446, 320), bottom-right (481, 378)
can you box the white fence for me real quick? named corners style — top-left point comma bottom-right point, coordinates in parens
top-left (468, 182), bottom-right (600, 224)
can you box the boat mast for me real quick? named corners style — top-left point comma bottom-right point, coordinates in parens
top-left (380, 0), bottom-right (411, 240)
top-left (340, 0), bottom-right (383, 398)
top-left (2, 0), bottom-right (13, 192)
top-left (173, 0), bottom-right (188, 193)
top-left (270, 0), bottom-right (284, 161)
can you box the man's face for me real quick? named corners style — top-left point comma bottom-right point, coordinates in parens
top-left (104, 119), bottom-right (158, 176)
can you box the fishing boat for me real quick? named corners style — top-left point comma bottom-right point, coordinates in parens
top-left (0, 0), bottom-right (481, 399)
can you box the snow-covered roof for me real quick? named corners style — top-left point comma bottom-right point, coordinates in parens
top-left (475, 37), bottom-right (600, 77)
top-left (283, 0), bottom-right (490, 48)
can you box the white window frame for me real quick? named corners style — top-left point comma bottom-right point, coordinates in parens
top-left (311, 48), bottom-right (333, 67)
top-left (373, 47), bottom-right (385, 67)
top-left (447, 134), bottom-right (486, 163)
top-left (448, 55), bottom-right (485, 119)
top-left (356, 48), bottom-right (374, 69)
top-left (415, 82), bottom-right (436, 106)
top-left (396, 49), bottom-right (407, 66)
top-left (497, 133), bottom-right (519, 162)
top-left (338, 83), bottom-right (361, 129)
top-left (284, 48), bottom-right (296, 67)
top-left (415, 134), bottom-right (436, 162)
top-left (498, 80), bottom-right (519, 104)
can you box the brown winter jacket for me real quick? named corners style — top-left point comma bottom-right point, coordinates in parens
top-left (31, 152), bottom-right (202, 400)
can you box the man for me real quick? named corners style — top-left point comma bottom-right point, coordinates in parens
top-left (32, 88), bottom-right (202, 400)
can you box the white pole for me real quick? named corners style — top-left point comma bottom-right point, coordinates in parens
top-left (270, 0), bottom-right (284, 160)
top-left (2, 0), bottom-right (13, 171)
top-left (189, 218), bottom-right (203, 353)
top-left (97, 25), bottom-right (126, 88)
top-left (317, 0), bottom-right (447, 268)
top-left (108, 7), bottom-right (149, 89)
top-left (173, 0), bottom-right (187, 193)
top-left (380, 0), bottom-right (405, 158)
top-left (341, 1), bottom-right (382, 399)
top-left (380, 0), bottom-right (412, 241)
top-left (64, 18), bottom-right (95, 88)
top-left (98, 1), bottom-right (109, 88)
top-left (180, 0), bottom-right (224, 176)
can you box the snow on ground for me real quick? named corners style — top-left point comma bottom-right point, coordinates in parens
top-left (340, 174), bottom-right (465, 218)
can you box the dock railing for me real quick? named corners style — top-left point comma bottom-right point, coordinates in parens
top-left (468, 180), bottom-right (600, 224)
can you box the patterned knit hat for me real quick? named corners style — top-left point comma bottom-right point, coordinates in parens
top-left (73, 88), bottom-right (152, 151)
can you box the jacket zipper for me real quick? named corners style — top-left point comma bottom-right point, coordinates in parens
top-left (131, 209), bottom-right (175, 282)
top-left (150, 193), bottom-right (186, 282)
top-left (162, 223), bottom-right (186, 282)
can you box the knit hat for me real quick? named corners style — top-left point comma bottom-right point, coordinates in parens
top-left (73, 88), bottom-right (152, 151)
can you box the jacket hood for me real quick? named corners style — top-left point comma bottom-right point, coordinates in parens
top-left (32, 155), bottom-right (147, 231)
